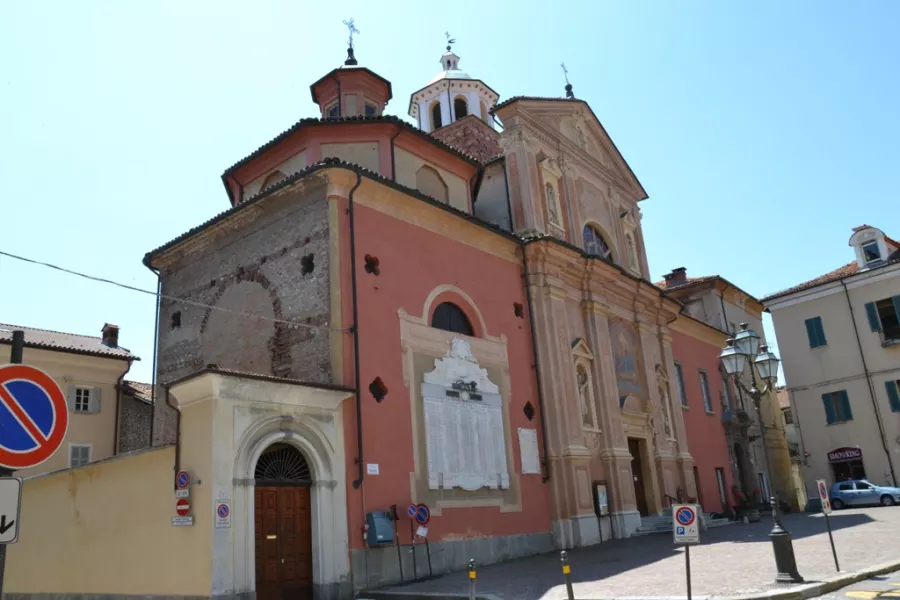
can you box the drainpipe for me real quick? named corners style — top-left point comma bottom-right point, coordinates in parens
top-left (389, 125), bottom-right (402, 181)
top-left (840, 280), bottom-right (897, 486)
top-left (148, 272), bottom-right (162, 447)
top-left (113, 358), bottom-right (133, 455)
top-left (165, 387), bottom-right (181, 489)
top-left (347, 171), bottom-right (365, 489)
top-left (520, 243), bottom-right (551, 483)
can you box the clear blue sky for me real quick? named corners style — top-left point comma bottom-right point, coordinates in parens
top-left (2, 1), bottom-right (897, 383)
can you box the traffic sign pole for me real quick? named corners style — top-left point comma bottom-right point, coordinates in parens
top-left (0, 330), bottom-right (25, 597)
top-left (816, 479), bottom-right (840, 572)
top-left (685, 545), bottom-right (692, 600)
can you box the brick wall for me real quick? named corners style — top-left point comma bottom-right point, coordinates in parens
top-left (151, 176), bottom-right (332, 444)
top-left (118, 393), bottom-right (152, 453)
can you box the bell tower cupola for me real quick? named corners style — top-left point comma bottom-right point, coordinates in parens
top-left (310, 19), bottom-right (393, 119)
top-left (408, 34), bottom-right (499, 133)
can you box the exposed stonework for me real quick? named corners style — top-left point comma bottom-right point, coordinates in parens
top-left (430, 114), bottom-right (502, 163)
top-left (148, 176), bottom-right (332, 444)
top-left (118, 381), bottom-right (154, 453)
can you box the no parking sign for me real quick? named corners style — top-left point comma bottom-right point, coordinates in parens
top-left (0, 364), bottom-right (69, 470)
top-left (672, 504), bottom-right (700, 545)
top-left (215, 499), bottom-right (231, 528)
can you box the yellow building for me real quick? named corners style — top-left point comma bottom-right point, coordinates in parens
top-left (0, 322), bottom-right (150, 475)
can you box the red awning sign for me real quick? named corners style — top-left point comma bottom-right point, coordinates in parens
top-left (827, 447), bottom-right (862, 463)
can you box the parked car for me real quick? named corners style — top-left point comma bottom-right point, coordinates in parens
top-left (830, 479), bottom-right (900, 509)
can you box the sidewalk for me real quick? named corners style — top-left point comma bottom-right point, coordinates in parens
top-left (366, 507), bottom-right (900, 600)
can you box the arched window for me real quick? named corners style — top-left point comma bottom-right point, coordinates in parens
top-left (326, 103), bottom-right (340, 119)
top-left (364, 103), bottom-right (377, 117)
top-left (416, 165), bottom-right (449, 203)
top-left (454, 97), bottom-right (468, 119)
top-left (480, 101), bottom-right (489, 123)
top-left (254, 443), bottom-right (312, 484)
top-left (583, 225), bottom-right (613, 261)
top-left (431, 101), bottom-right (443, 130)
top-left (431, 302), bottom-right (474, 336)
top-left (260, 170), bottom-right (287, 191)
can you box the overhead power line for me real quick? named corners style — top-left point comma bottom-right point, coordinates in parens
top-left (0, 250), bottom-right (345, 333)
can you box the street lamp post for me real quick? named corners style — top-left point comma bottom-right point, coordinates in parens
top-left (720, 323), bottom-right (803, 584)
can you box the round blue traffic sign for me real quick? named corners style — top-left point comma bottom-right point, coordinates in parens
top-left (415, 503), bottom-right (430, 525)
top-left (407, 504), bottom-right (417, 518)
top-left (676, 506), bottom-right (696, 526)
top-left (217, 503), bottom-right (230, 519)
top-left (176, 471), bottom-right (191, 489)
top-left (0, 364), bottom-right (69, 470)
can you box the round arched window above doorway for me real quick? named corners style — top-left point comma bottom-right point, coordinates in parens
top-left (431, 301), bottom-right (474, 336)
top-left (254, 443), bottom-right (312, 484)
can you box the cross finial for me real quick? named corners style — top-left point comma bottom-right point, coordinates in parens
top-left (561, 62), bottom-right (574, 99)
top-left (445, 31), bottom-right (456, 52)
top-left (343, 18), bottom-right (360, 49)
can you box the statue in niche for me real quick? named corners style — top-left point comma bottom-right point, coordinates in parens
top-left (546, 183), bottom-right (559, 226)
top-left (655, 364), bottom-right (673, 437)
top-left (577, 365), bottom-right (592, 427)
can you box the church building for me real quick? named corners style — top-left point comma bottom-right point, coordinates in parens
top-left (133, 36), bottom-right (697, 598)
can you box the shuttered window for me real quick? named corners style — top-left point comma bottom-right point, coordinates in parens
top-left (804, 316), bottom-right (827, 348)
top-left (822, 390), bottom-right (853, 424)
top-left (885, 380), bottom-right (900, 413)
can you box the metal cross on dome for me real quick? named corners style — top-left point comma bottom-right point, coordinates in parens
top-left (343, 18), bottom-right (360, 49)
top-left (561, 62), bottom-right (570, 84)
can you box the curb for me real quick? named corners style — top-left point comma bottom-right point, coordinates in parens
top-left (359, 559), bottom-right (900, 600)
top-left (582, 558), bottom-right (900, 600)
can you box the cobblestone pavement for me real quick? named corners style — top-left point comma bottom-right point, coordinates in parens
top-left (380, 507), bottom-right (900, 599)
top-left (815, 567), bottom-right (900, 600)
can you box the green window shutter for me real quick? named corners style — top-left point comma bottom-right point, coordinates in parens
top-left (822, 393), bottom-right (836, 424)
top-left (805, 318), bottom-right (818, 347)
top-left (839, 390), bottom-right (853, 421)
top-left (865, 302), bottom-right (882, 332)
top-left (815, 318), bottom-right (827, 346)
top-left (886, 380), bottom-right (900, 413)
top-left (91, 387), bottom-right (102, 413)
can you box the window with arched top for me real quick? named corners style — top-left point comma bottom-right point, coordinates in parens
top-left (415, 165), bottom-right (449, 204)
top-left (364, 103), bottom-right (377, 117)
top-left (454, 97), bottom-right (468, 119)
top-left (583, 224), bottom-right (613, 261)
top-left (431, 302), bottom-right (474, 336)
top-left (326, 103), bottom-right (340, 119)
top-left (260, 170), bottom-right (288, 191)
top-left (431, 101), bottom-right (443, 129)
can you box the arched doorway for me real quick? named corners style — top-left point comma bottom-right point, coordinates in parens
top-left (254, 443), bottom-right (314, 600)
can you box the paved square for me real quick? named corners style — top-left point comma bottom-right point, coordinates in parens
top-left (379, 507), bottom-right (900, 599)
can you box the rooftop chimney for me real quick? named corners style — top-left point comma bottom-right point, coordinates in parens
top-left (663, 267), bottom-right (688, 289)
top-left (101, 323), bottom-right (119, 347)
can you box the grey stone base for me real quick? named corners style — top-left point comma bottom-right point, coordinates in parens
top-left (351, 531), bottom-right (554, 591)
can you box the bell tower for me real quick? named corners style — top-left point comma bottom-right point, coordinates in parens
top-left (408, 35), bottom-right (499, 133)
top-left (310, 19), bottom-right (393, 119)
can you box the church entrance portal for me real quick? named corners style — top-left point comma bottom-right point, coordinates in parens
top-left (628, 438), bottom-right (650, 516)
top-left (254, 443), bottom-right (314, 600)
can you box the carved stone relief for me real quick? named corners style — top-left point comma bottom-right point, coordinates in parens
top-left (421, 337), bottom-right (509, 491)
